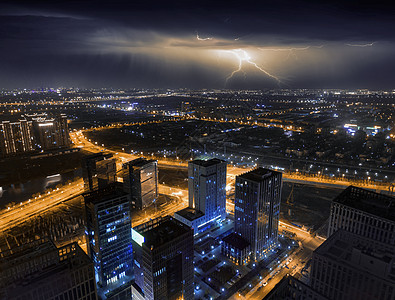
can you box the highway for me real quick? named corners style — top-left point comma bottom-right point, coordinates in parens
top-left (244, 223), bottom-right (323, 299)
top-left (71, 130), bottom-right (393, 193)
top-left (0, 179), bottom-right (84, 233)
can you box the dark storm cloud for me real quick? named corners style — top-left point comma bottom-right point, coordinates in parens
top-left (1, 0), bottom-right (395, 89)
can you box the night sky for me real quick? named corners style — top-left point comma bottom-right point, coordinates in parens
top-left (1, 0), bottom-right (395, 89)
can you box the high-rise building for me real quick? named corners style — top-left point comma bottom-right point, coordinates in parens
top-left (234, 168), bottom-right (282, 261)
top-left (122, 157), bottom-right (158, 209)
top-left (328, 186), bottom-right (395, 244)
top-left (25, 113), bottom-right (70, 150)
top-left (0, 238), bottom-right (97, 300)
top-left (0, 114), bottom-right (69, 157)
top-left (310, 229), bottom-right (395, 300)
top-left (56, 114), bottom-right (70, 147)
top-left (131, 216), bottom-right (194, 300)
top-left (33, 117), bottom-right (57, 149)
top-left (84, 184), bottom-right (133, 292)
top-left (176, 158), bottom-right (226, 232)
top-left (0, 120), bottom-right (34, 157)
top-left (82, 152), bottom-right (117, 192)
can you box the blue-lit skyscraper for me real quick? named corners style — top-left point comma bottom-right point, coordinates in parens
top-left (176, 158), bottom-right (226, 232)
top-left (131, 216), bottom-right (194, 300)
top-left (84, 183), bottom-right (133, 295)
top-left (235, 168), bottom-right (282, 261)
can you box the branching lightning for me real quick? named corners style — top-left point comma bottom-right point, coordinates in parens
top-left (259, 45), bottom-right (323, 60)
top-left (224, 49), bottom-right (281, 85)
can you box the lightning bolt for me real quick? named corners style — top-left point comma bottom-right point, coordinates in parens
top-left (224, 49), bottom-right (281, 85)
top-left (196, 32), bottom-right (213, 41)
top-left (259, 45), bottom-right (323, 60)
top-left (345, 42), bottom-right (375, 47)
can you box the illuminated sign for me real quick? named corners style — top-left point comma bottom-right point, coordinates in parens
top-left (131, 228), bottom-right (145, 246)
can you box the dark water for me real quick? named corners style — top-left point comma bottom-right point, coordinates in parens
top-left (0, 169), bottom-right (82, 209)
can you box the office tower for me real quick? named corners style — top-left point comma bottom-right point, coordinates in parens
top-left (263, 274), bottom-right (328, 300)
top-left (55, 114), bottom-right (70, 147)
top-left (328, 186), bottom-right (395, 244)
top-left (310, 229), bottom-right (395, 300)
top-left (131, 216), bottom-right (194, 300)
top-left (184, 158), bottom-right (227, 230)
top-left (82, 152), bottom-right (117, 192)
top-left (0, 119), bottom-right (34, 157)
top-left (0, 238), bottom-right (97, 300)
top-left (235, 168), bottom-right (282, 261)
top-left (122, 157), bottom-right (158, 209)
top-left (84, 184), bottom-right (133, 292)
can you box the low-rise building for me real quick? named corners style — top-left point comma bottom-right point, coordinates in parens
top-left (221, 232), bottom-right (251, 265)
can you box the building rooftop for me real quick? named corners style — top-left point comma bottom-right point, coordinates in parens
top-left (237, 167), bottom-right (282, 182)
top-left (190, 158), bottom-right (225, 167)
top-left (314, 230), bottom-right (395, 280)
top-left (0, 241), bottom-right (92, 291)
top-left (83, 183), bottom-right (128, 204)
top-left (84, 151), bottom-right (113, 161)
top-left (222, 232), bottom-right (250, 250)
top-left (136, 216), bottom-right (192, 249)
top-left (0, 238), bottom-right (55, 262)
top-left (262, 274), bottom-right (329, 300)
top-left (333, 186), bottom-right (395, 222)
top-left (123, 157), bottom-right (157, 169)
top-left (175, 207), bottom-right (205, 221)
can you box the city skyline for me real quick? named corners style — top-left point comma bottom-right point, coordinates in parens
top-left (0, 1), bottom-right (394, 299)
top-left (1, 1), bottom-right (395, 89)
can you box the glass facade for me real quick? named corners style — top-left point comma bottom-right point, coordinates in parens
top-left (123, 158), bottom-right (158, 209)
top-left (85, 186), bottom-right (133, 288)
top-left (235, 168), bottom-right (282, 261)
top-left (132, 217), bottom-right (194, 300)
top-left (188, 158), bottom-right (227, 230)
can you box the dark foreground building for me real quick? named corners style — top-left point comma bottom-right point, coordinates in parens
top-left (310, 229), bottom-right (395, 300)
top-left (131, 216), bottom-right (194, 300)
top-left (263, 274), bottom-right (328, 300)
top-left (82, 152), bottom-right (117, 192)
top-left (0, 239), bottom-right (97, 300)
top-left (328, 186), bottom-right (395, 245)
top-left (122, 157), bottom-right (158, 209)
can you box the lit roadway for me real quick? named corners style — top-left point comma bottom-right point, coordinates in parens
top-left (0, 178), bottom-right (84, 233)
top-left (0, 130), bottom-right (386, 243)
top-left (241, 223), bottom-right (323, 300)
top-left (70, 130), bottom-right (391, 192)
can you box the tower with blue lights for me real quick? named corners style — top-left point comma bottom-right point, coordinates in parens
top-left (84, 183), bottom-right (133, 295)
top-left (186, 158), bottom-right (227, 231)
top-left (235, 168), bottom-right (282, 261)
